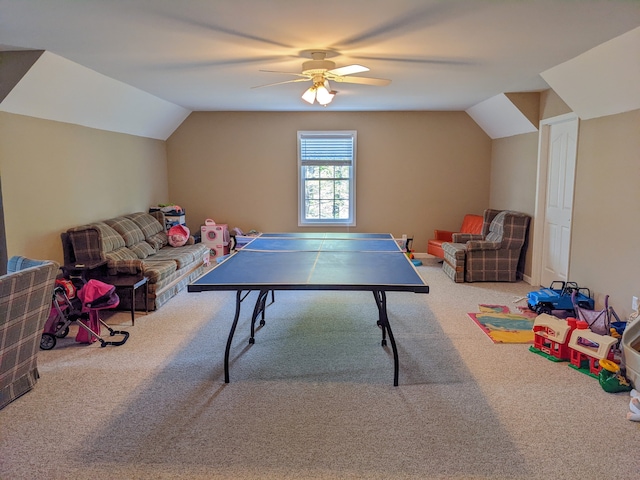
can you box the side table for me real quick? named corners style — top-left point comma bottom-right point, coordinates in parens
top-left (62, 260), bottom-right (108, 285)
top-left (102, 275), bottom-right (149, 326)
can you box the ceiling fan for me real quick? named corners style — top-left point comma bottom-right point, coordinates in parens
top-left (252, 50), bottom-right (391, 106)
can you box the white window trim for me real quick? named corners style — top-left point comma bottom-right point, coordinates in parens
top-left (297, 130), bottom-right (357, 227)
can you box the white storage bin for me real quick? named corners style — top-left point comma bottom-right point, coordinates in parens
top-left (622, 316), bottom-right (640, 389)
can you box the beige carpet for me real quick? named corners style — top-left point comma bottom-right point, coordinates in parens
top-left (1, 264), bottom-right (638, 479)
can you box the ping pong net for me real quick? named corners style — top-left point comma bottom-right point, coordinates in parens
top-left (238, 233), bottom-right (403, 254)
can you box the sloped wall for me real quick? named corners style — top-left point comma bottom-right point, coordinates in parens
top-left (0, 112), bottom-right (169, 263)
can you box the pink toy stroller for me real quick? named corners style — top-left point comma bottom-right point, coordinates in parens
top-left (40, 279), bottom-right (129, 350)
top-left (572, 291), bottom-right (622, 336)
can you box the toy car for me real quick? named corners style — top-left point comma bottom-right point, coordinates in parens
top-left (527, 281), bottom-right (595, 315)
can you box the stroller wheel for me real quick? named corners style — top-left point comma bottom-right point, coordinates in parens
top-left (55, 322), bottom-right (70, 338)
top-left (40, 333), bottom-right (56, 350)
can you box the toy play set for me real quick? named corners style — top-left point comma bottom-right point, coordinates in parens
top-left (528, 281), bottom-right (640, 421)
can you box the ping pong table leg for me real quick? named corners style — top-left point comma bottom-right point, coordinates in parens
top-left (249, 289), bottom-right (271, 344)
top-left (372, 290), bottom-right (399, 387)
top-left (224, 290), bottom-right (243, 383)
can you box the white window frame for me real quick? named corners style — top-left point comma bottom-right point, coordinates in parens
top-left (297, 130), bottom-right (357, 227)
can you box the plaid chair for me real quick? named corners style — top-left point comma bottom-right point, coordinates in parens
top-left (443, 209), bottom-right (530, 283)
top-left (0, 257), bottom-right (59, 409)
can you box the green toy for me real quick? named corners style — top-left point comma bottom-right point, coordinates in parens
top-left (598, 359), bottom-right (632, 393)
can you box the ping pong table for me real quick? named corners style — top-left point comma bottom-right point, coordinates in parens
top-left (188, 233), bottom-right (429, 386)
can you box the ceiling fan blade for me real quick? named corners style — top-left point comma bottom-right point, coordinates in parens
top-left (351, 55), bottom-right (473, 66)
top-left (251, 78), bottom-right (310, 89)
top-left (153, 56), bottom-right (291, 71)
top-left (259, 69), bottom-right (310, 78)
top-left (332, 76), bottom-right (391, 86)
top-left (327, 64), bottom-right (369, 76)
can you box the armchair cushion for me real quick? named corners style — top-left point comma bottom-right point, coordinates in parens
top-left (427, 214), bottom-right (483, 259)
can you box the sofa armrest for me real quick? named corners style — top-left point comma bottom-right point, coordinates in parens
top-left (452, 233), bottom-right (483, 243)
top-left (66, 226), bottom-right (105, 264)
top-left (433, 230), bottom-right (454, 242)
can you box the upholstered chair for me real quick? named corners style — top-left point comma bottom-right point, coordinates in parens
top-left (0, 257), bottom-right (58, 409)
top-left (427, 214), bottom-right (483, 259)
top-left (442, 209), bottom-right (530, 283)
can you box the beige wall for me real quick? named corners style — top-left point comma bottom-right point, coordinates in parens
top-left (569, 109), bottom-right (640, 319)
top-left (488, 90), bottom-right (640, 319)
top-left (0, 112), bottom-right (169, 264)
top-left (3, 92), bottom-right (637, 319)
top-left (166, 111), bottom-right (492, 252)
top-left (540, 89), bottom-right (572, 120)
top-left (489, 132), bottom-right (539, 277)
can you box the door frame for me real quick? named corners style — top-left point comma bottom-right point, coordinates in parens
top-left (531, 112), bottom-right (579, 287)
top-left (0, 178), bottom-right (6, 275)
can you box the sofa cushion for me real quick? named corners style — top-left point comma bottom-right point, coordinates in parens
top-left (152, 245), bottom-right (203, 269)
top-left (147, 232), bottom-right (169, 251)
top-left (104, 217), bottom-right (156, 259)
top-left (105, 247), bottom-right (142, 275)
top-left (129, 242), bottom-right (156, 259)
top-left (140, 259), bottom-right (178, 284)
top-left (95, 222), bottom-right (126, 253)
top-left (105, 217), bottom-right (144, 245)
top-left (126, 212), bottom-right (168, 250)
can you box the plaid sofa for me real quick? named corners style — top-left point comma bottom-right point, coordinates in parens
top-left (1, 257), bottom-right (58, 410)
top-left (443, 209), bottom-right (530, 283)
top-left (65, 212), bottom-right (210, 311)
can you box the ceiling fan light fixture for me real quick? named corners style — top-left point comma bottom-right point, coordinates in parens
top-left (301, 86), bottom-right (317, 104)
top-left (315, 85), bottom-right (334, 106)
top-left (258, 50), bottom-right (390, 105)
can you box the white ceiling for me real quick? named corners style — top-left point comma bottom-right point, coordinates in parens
top-left (1, 0), bottom-right (639, 113)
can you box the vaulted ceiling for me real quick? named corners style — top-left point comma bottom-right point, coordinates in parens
top-left (1, 1), bottom-right (639, 140)
top-left (2, 0), bottom-right (639, 112)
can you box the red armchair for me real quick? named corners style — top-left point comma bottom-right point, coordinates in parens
top-left (427, 214), bottom-right (483, 259)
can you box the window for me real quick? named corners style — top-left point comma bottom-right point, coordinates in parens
top-left (297, 131), bottom-right (356, 227)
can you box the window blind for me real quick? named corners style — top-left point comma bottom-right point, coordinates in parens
top-left (299, 133), bottom-right (354, 166)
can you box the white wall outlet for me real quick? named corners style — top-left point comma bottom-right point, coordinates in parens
top-left (633, 296), bottom-right (639, 312)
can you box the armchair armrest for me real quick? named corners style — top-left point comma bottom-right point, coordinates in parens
top-left (466, 240), bottom-right (502, 251)
top-left (433, 230), bottom-right (454, 241)
top-left (452, 233), bottom-right (484, 243)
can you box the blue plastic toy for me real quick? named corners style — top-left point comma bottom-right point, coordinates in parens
top-left (527, 281), bottom-right (594, 315)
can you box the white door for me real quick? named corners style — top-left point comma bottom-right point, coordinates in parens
top-left (540, 117), bottom-right (578, 286)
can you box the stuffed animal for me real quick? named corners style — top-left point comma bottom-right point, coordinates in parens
top-left (628, 389), bottom-right (640, 422)
top-left (168, 224), bottom-right (190, 247)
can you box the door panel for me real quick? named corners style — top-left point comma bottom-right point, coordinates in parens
top-left (540, 118), bottom-right (577, 287)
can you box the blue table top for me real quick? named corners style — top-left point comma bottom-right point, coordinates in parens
top-left (189, 233), bottom-right (428, 293)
